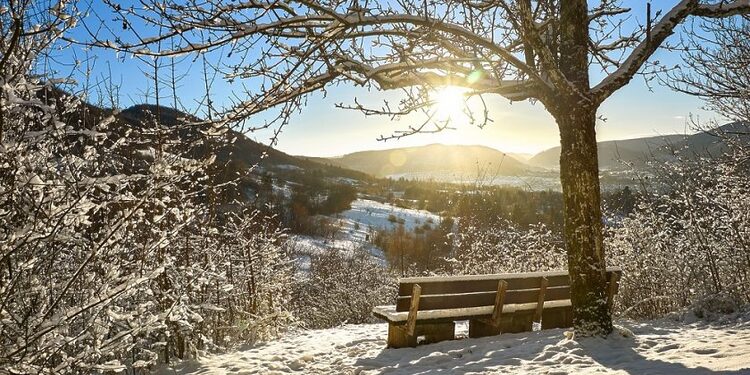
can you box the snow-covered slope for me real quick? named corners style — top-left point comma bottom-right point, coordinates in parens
top-left (286, 199), bottom-right (441, 273)
top-left (159, 311), bottom-right (750, 374)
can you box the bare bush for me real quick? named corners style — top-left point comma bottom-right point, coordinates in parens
top-left (0, 3), bottom-right (293, 372)
top-left (291, 247), bottom-right (396, 329)
top-left (607, 127), bottom-right (750, 319)
top-left (609, 13), bottom-right (750, 319)
top-left (452, 218), bottom-right (566, 275)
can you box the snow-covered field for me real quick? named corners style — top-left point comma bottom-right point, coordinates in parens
top-left (287, 199), bottom-right (442, 271)
top-left (337, 198), bottom-right (441, 236)
top-left (158, 311), bottom-right (750, 374)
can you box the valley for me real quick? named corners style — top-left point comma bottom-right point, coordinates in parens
top-left (302, 123), bottom-right (744, 191)
top-left (77, 101), bottom-right (741, 275)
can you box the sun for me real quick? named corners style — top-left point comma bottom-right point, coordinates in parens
top-left (432, 86), bottom-right (469, 123)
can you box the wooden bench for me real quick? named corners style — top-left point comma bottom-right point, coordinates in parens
top-left (373, 267), bottom-right (622, 348)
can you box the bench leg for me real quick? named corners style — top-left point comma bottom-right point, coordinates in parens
top-left (541, 305), bottom-right (573, 329)
top-left (469, 311), bottom-right (536, 338)
top-left (469, 319), bottom-right (501, 338)
top-left (418, 322), bottom-right (455, 344)
top-left (387, 323), bottom-right (417, 348)
top-left (503, 310), bottom-right (534, 333)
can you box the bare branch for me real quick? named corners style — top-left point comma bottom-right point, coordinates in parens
top-left (592, 0), bottom-right (750, 104)
top-left (693, 0), bottom-right (750, 17)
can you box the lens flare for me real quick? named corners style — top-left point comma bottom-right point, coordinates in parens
top-left (432, 86), bottom-right (468, 123)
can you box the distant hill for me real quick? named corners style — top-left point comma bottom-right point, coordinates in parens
top-left (119, 104), bottom-right (366, 179)
top-left (116, 104), bottom-right (370, 182)
top-left (39, 87), bottom-right (371, 189)
top-left (528, 122), bottom-right (749, 170)
top-left (309, 123), bottom-right (749, 179)
top-left (115, 105), bottom-right (749, 178)
top-left (677, 121), bottom-right (750, 157)
top-left (119, 104), bottom-right (201, 126)
top-left (505, 152), bottom-right (534, 162)
top-left (529, 134), bottom-right (685, 170)
top-left (309, 144), bottom-right (529, 178)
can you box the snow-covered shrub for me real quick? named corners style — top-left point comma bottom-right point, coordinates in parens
top-left (0, 6), bottom-right (293, 371)
top-left (452, 218), bottom-right (567, 275)
top-left (0, 88), bottom-right (293, 371)
top-left (201, 211), bottom-right (294, 345)
top-left (373, 216), bottom-right (454, 275)
top-left (136, 206), bottom-right (293, 361)
top-left (607, 126), bottom-right (750, 319)
top-left (291, 247), bottom-right (396, 329)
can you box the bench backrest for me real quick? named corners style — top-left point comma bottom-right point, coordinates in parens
top-left (395, 267), bottom-right (622, 312)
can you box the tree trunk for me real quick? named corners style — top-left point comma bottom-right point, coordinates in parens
top-left (556, 105), bottom-right (612, 336)
top-left (554, 0), bottom-right (612, 336)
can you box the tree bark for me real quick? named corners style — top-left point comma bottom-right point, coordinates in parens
top-left (553, 0), bottom-right (612, 336)
top-left (556, 104), bottom-right (612, 336)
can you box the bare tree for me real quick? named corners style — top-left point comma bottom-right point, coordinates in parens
top-left (668, 14), bottom-right (750, 123)
top-left (95, 0), bottom-right (750, 335)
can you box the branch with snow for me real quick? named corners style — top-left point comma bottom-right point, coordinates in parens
top-left (593, 0), bottom-right (750, 103)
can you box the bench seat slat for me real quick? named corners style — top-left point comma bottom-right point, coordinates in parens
top-left (397, 267), bottom-right (622, 296)
top-left (395, 286), bottom-right (571, 311)
top-left (398, 269), bottom-right (573, 284)
top-left (373, 300), bottom-right (573, 324)
top-left (398, 274), bottom-right (569, 296)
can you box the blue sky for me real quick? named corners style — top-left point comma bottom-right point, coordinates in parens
top-left (54, 1), bottom-right (720, 157)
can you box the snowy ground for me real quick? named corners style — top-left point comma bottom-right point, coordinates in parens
top-left (158, 311), bottom-right (750, 374)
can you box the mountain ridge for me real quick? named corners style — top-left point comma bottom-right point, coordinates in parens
top-left (529, 122), bottom-right (748, 170)
top-left (49, 84), bottom-right (745, 180)
top-left (304, 143), bottom-right (530, 178)
top-left (306, 122), bottom-right (747, 176)
top-left (40, 86), bottom-right (373, 185)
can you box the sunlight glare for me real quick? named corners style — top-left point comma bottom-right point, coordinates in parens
top-left (432, 86), bottom-right (469, 124)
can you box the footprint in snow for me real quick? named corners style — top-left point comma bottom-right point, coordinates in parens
top-left (655, 343), bottom-right (680, 352)
top-left (287, 359), bottom-right (306, 371)
top-left (639, 339), bottom-right (657, 348)
top-left (692, 348), bottom-right (719, 355)
top-left (264, 361), bottom-right (290, 371)
top-left (500, 358), bottom-right (522, 366)
top-left (532, 350), bottom-right (558, 362)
